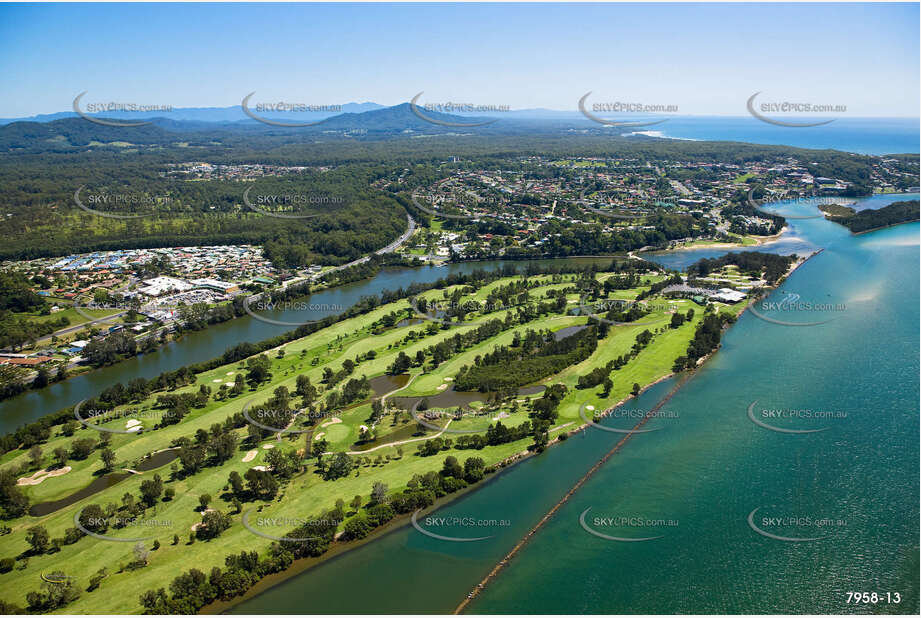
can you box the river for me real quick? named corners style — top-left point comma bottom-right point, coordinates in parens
top-left (0, 257), bottom-right (615, 435)
top-left (228, 195), bottom-right (919, 614)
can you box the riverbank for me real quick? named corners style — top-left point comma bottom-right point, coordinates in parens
top-left (852, 219), bottom-right (921, 236)
top-left (646, 228), bottom-right (788, 253)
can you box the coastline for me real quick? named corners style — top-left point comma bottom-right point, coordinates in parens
top-left (206, 244), bottom-right (824, 615)
top-left (851, 219), bottom-right (920, 236)
top-left (646, 227), bottom-right (788, 253)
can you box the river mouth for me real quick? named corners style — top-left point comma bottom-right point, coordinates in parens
top-left (28, 448), bottom-right (179, 517)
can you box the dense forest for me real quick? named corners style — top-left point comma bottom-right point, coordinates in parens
top-left (824, 199), bottom-right (919, 233)
top-left (686, 251), bottom-right (797, 283)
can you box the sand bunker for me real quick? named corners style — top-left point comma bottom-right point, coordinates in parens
top-left (314, 432), bottom-right (325, 440)
top-left (586, 405), bottom-right (595, 411)
top-left (125, 419), bottom-right (142, 429)
top-left (261, 444), bottom-right (275, 450)
top-left (212, 379), bottom-right (222, 383)
top-left (320, 417), bottom-right (342, 428)
top-left (226, 372), bottom-right (235, 376)
top-left (444, 377), bottom-right (453, 382)
top-left (250, 465), bottom-right (267, 472)
top-left (18, 466), bottom-right (72, 486)
top-left (241, 450), bottom-right (258, 463)
top-left (437, 384), bottom-right (448, 390)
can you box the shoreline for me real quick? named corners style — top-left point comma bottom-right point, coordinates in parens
top-left (207, 242), bottom-right (824, 616)
top-left (644, 227), bottom-right (788, 253)
top-left (851, 219), bottom-right (920, 236)
top-left (201, 447), bottom-right (539, 615)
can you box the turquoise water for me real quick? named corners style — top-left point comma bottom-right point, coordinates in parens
top-left (623, 116), bottom-right (920, 156)
top-left (231, 200), bottom-right (919, 613)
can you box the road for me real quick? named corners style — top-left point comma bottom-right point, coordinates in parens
top-left (280, 213), bottom-right (416, 291)
top-left (29, 310), bottom-right (127, 347)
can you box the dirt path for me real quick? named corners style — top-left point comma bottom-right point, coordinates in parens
top-left (340, 419), bottom-right (453, 455)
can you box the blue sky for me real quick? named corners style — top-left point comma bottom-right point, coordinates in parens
top-left (0, 2), bottom-right (918, 118)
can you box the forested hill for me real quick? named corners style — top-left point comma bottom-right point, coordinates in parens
top-left (823, 199), bottom-right (919, 233)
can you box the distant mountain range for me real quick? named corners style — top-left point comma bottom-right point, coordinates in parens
top-left (0, 102), bottom-right (387, 125)
top-left (0, 102), bottom-right (609, 153)
top-left (0, 102), bottom-right (589, 126)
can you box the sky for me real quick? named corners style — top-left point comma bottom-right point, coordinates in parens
top-left (0, 2), bottom-right (918, 118)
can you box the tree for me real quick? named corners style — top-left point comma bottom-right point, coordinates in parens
top-left (323, 452), bottom-right (354, 481)
top-left (196, 510), bottom-right (232, 540)
top-left (349, 495), bottom-right (362, 512)
top-left (33, 366), bottom-right (50, 389)
top-left (370, 481), bottom-right (389, 504)
top-left (53, 446), bottom-right (68, 467)
top-left (87, 567), bottom-right (108, 592)
top-left (139, 474), bottom-right (163, 507)
top-left (311, 438), bottom-right (329, 459)
top-left (26, 525), bottom-right (50, 554)
top-left (28, 445), bottom-right (43, 469)
top-left (463, 457), bottom-right (486, 483)
top-left (228, 470), bottom-right (244, 496)
top-left (79, 504), bottom-right (108, 533)
top-left (100, 448), bottom-right (116, 472)
top-left (198, 494), bottom-right (211, 511)
top-left (441, 456), bottom-right (463, 479)
top-left (133, 541), bottom-right (150, 566)
top-left (70, 437), bottom-right (96, 460)
top-left (632, 383), bottom-right (641, 396)
top-left (244, 468), bottom-right (278, 499)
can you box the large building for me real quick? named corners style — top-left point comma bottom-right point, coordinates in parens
top-left (137, 276), bottom-right (194, 297)
top-left (190, 278), bottom-right (240, 294)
